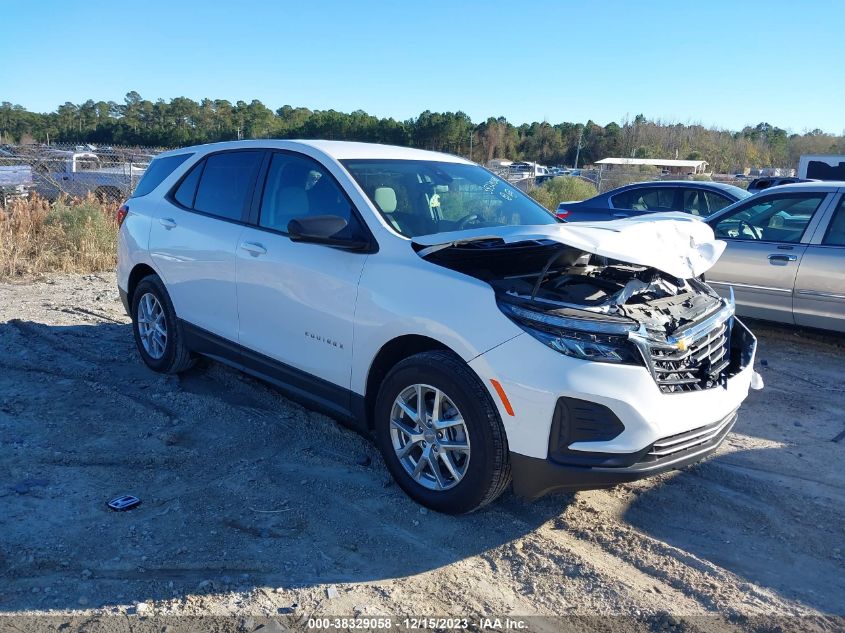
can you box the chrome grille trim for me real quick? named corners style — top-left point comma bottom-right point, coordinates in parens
top-left (647, 413), bottom-right (736, 457)
top-left (631, 297), bottom-right (736, 394)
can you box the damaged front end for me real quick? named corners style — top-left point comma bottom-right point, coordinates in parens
top-left (421, 235), bottom-right (757, 394)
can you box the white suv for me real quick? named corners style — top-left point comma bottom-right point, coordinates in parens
top-left (117, 140), bottom-right (760, 514)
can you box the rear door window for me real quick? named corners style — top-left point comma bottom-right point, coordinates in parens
top-left (703, 190), bottom-right (733, 214)
top-left (682, 189), bottom-right (706, 216)
top-left (192, 151), bottom-right (263, 221)
top-left (684, 189), bottom-right (732, 216)
top-left (131, 153), bottom-right (193, 198)
top-left (613, 187), bottom-right (676, 211)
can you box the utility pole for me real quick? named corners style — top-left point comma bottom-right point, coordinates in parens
top-left (469, 130), bottom-right (473, 163)
top-left (573, 126), bottom-right (585, 169)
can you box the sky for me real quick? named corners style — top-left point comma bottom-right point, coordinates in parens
top-left (2, 0), bottom-right (844, 134)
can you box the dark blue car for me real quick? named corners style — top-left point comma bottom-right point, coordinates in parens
top-left (556, 181), bottom-right (752, 221)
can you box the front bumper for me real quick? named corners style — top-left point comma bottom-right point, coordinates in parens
top-left (510, 409), bottom-right (737, 499)
top-left (469, 316), bottom-right (757, 498)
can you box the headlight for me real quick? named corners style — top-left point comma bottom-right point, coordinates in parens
top-left (498, 302), bottom-right (643, 365)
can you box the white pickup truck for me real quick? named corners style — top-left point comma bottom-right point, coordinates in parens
top-left (34, 151), bottom-right (147, 201)
top-left (0, 164), bottom-right (34, 206)
top-left (798, 154), bottom-right (845, 181)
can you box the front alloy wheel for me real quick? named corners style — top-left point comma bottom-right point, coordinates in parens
top-left (375, 350), bottom-right (511, 514)
top-left (389, 384), bottom-right (471, 491)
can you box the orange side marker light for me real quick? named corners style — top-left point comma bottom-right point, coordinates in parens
top-left (490, 379), bottom-right (515, 417)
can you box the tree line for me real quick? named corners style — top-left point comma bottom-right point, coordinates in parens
top-left (1, 93), bottom-right (843, 172)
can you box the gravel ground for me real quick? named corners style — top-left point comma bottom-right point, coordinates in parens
top-left (0, 273), bottom-right (843, 632)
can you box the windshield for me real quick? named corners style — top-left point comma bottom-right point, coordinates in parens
top-left (341, 159), bottom-right (557, 238)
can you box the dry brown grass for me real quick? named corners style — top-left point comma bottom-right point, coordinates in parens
top-left (0, 195), bottom-right (119, 278)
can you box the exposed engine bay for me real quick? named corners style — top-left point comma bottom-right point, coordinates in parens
top-left (423, 239), bottom-right (754, 393)
top-left (491, 260), bottom-right (724, 336)
top-left (424, 240), bottom-right (725, 336)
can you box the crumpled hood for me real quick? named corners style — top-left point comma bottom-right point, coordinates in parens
top-left (413, 212), bottom-right (726, 279)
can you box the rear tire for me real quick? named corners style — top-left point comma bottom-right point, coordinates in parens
top-left (374, 350), bottom-right (511, 514)
top-left (131, 275), bottom-right (194, 374)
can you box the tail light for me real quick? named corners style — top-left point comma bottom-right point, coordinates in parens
top-left (556, 208), bottom-right (570, 220)
top-left (116, 203), bottom-right (129, 227)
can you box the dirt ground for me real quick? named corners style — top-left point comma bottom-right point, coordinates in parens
top-left (0, 273), bottom-right (843, 632)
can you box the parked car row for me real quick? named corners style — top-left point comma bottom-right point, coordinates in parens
top-left (556, 181), bottom-right (751, 221)
top-left (747, 176), bottom-right (816, 194)
top-left (557, 179), bottom-right (845, 333)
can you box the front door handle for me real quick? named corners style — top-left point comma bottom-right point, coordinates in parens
top-left (159, 217), bottom-right (177, 229)
top-left (240, 241), bottom-right (267, 256)
top-left (768, 253), bottom-right (797, 264)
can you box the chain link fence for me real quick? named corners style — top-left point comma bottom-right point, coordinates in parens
top-left (1, 143), bottom-right (754, 208)
top-left (589, 168), bottom-right (751, 194)
top-left (503, 167), bottom-right (751, 198)
top-left (0, 143), bottom-right (169, 206)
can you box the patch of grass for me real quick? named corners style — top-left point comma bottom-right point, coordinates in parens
top-left (529, 176), bottom-right (598, 211)
top-left (0, 195), bottom-right (119, 278)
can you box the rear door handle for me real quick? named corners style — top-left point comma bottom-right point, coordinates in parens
top-left (768, 254), bottom-right (797, 264)
top-left (612, 212), bottom-right (630, 218)
top-left (159, 218), bottom-right (176, 229)
top-left (240, 241), bottom-right (267, 256)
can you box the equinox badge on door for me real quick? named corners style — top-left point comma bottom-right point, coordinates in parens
top-left (305, 331), bottom-right (344, 349)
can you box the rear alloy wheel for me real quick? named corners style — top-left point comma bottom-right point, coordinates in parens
top-left (375, 350), bottom-right (511, 514)
top-left (136, 292), bottom-right (167, 359)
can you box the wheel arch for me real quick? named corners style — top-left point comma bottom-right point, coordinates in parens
top-left (127, 263), bottom-right (159, 305)
top-left (363, 334), bottom-right (452, 430)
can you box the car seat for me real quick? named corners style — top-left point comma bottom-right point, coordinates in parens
top-left (373, 186), bottom-right (436, 236)
top-left (263, 162), bottom-right (311, 231)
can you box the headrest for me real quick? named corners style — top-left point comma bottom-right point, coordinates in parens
top-left (374, 187), bottom-right (397, 213)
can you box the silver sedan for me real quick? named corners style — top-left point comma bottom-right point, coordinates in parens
top-left (705, 182), bottom-right (845, 332)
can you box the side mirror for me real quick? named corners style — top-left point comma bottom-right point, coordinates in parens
top-left (287, 214), bottom-right (369, 251)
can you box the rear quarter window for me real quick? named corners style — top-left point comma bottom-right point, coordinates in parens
top-left (131, 153), bottom-right (193, 198)
top-left (172, 161), bottom-right (204, 208)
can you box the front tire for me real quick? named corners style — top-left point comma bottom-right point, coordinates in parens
top-left (374, 351), bottom-right (511, 514)
top-left (131, 275), bottom-right (194, 374)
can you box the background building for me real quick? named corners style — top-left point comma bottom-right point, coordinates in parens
top-left (595, 157), bottom-right (708, 175)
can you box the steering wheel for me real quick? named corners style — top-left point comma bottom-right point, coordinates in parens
top-left (455, 214), bottom-right (480, 230)
top-left (737, 220), bottom-right (762, 240)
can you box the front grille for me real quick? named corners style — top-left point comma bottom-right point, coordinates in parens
top-left (644, 411), bottom-right (737, 461)
top-left (648, 319), bottom-right (731, 394)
